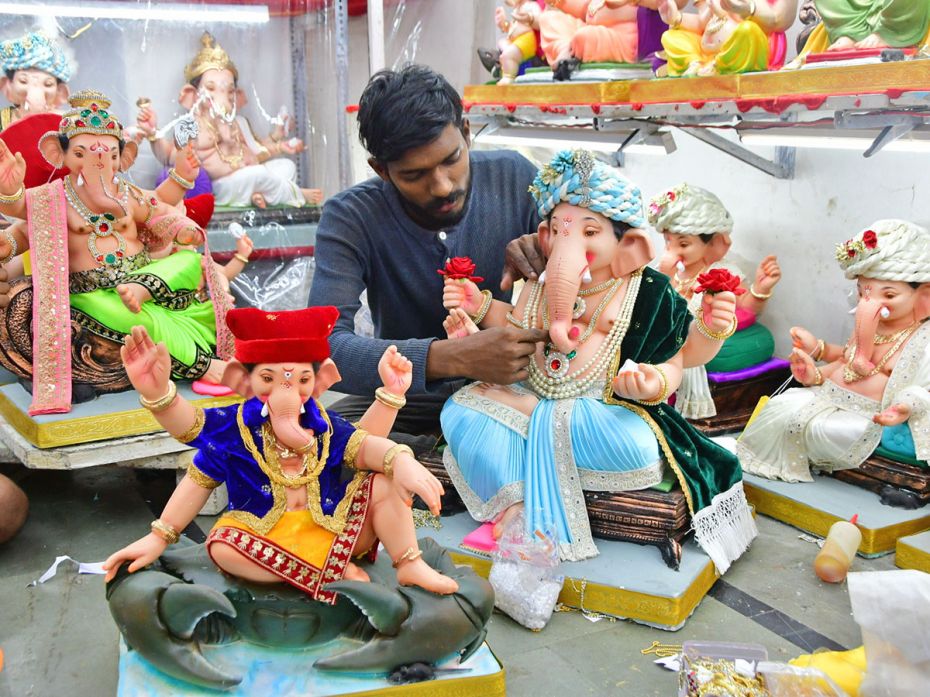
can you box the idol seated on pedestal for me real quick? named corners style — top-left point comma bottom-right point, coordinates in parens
top-left (0, 29), bottom-right (73, 133)
top-left (0, 90), bottom-right (232, 413)
top-left (439, 149), bottom-right (757, 573)
top-left (798, 0), bottom-right (930, 57)
top-left (738, 220), bottom-right (930, 507)
top-left (478, 0), bottom-right (545, 85)
top-left (103, 308), bottom-right (493, 690)
top-left (137, 32), bottom-right (322, 209)
top-left (658, 0), bottom-right (798, 76)
top-left (650, 183), bottom-right (788, 431)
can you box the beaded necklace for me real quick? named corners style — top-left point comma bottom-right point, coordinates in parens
top-left (842, 323), bottom-right (916, 383)
top-left (525, 271), bottom-right (642, 399)
top-left (258, 418), bottom-right (331, 488)
top-left (64, 175), bottom-right (130, 267)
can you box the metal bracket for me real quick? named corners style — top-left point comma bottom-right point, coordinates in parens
top-left (834, 112), bottom-right (924, 157)
top-left (681, 127), bottom-right (795, 179)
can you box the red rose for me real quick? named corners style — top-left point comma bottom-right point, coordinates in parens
top-left (862, 230), bottom-right (878, 249)
top-left (693, 268), bottom-right (746, 295)
top-left (668, 191), bottom-right (676, 200)
top-left (437, 256), bottom-right (484, 283)
top-left (847, 247), bottom-right (857, 258)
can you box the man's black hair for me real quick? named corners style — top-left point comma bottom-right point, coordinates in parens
top-left (58, 133), bottom-right (125, 155)
top-left (357, 64), bottom-right (464, 164)
top-left (546, 213), bottom-right (630, 241)
top-left (4, 68), bottom-right (63, 84)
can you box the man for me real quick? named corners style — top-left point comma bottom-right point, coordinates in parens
top-left (309, 65), bottom-right (546, 442)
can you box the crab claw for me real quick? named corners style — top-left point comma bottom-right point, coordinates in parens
top-left (107, 567), bottom-right (240, 689)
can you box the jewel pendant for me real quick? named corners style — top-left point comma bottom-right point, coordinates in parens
top-left (572, 297), bottom-right (586, 320)
top-left (544, 345), bottom-right (577, 379)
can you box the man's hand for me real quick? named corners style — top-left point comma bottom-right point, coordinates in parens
top-left (428, 326), bottom-right (547, 384)
top-left (501, 233), bottom-right (545, 292)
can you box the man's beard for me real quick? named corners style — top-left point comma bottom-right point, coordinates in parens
top-left (395, 179), bottom-right (472, 231)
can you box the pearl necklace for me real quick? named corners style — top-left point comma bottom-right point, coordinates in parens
top-left (525, 271), bottom-right (642, 399)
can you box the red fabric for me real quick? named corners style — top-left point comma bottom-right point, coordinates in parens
top-left (227, 306), bottom-right (339, 363)
top-left (0, 113), bottom-right (68, 188)
top-left (767, 32), bottom-right (787, 70)
top-left (182, 193), bottom-right (215, 229)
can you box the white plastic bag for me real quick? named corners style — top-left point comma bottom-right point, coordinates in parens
top-left (487, 511), bottom-right (563, 630)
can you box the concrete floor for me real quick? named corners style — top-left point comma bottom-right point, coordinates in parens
top-left (0, 458), bottom-right (896, 697)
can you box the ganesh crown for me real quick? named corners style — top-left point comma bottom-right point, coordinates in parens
top-left (55, 90), bottom-right (123, 140)
top-left (184, 32), bottom-right (238, 84)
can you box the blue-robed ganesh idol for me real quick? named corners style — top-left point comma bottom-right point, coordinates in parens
top-left (439, 150), bottom-right (757, 573)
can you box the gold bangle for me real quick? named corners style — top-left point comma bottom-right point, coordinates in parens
top-left (1, 227), bottom-right (18, 264)
top-left (638, 364), bottom-right (670, 406)
top-left (469, 289), bottom-right (493, 325)
top-left (812, 366), bottom-right (824, 386)
top-left (382, 443), bottom-right (414, 480)
top-left (176, 407), bottom-right (205, 444)
top-left (139, 381), bottom-right (178, 412)
top-left (669, 16), bottom-right (682, 30)
top-left (295, 438), bottom-right (317, 455)
top-left (812, 339), bottom-right (826, 361)
top-left (167, 168), bottom-right (195, 190)
top-left (0, 184), bottom-right (25, 204)
top-left (696, 314), bottom-right (738, 341)
top-left (233, 253), bottom-right (250, 264)
top-left (749, 284), bottom-right (772, 300)
top-left (150, 519), bottom-right (180, 545)
top-left (375, 386), bottom-right (407, 410)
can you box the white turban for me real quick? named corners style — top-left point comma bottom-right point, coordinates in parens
top-left (646, 183), bottom-right (733, 237)
top-left (837, 219), bottom-right (930, 283)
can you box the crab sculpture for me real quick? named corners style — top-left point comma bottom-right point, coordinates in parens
top-left (106, 537), bottom-right (494, 691)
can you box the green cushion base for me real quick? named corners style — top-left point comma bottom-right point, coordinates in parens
top-left (705, 322), bottom-right (775, 374)
top-left (650, 469), bottom-right (678, 493)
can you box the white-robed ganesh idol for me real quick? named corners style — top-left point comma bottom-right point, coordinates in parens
top-left (738, 220), bottom-right (930, 482)
top-left (438, 150), bottom-right (757, 573)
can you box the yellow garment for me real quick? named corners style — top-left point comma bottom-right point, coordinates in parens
top-left (662, 20), bottom-right (768, 77)
top-left (216, 510), bottom-right (336, 569)
top-left (789, 645), bottom-right (867, 697)
top-left (512, 30), bottom-right (538, 61)
top-left (23, 251), bottom-right (31, 276)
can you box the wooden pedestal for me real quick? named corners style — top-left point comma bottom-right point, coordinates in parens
top-left (688, 366), bottom-right (792, 436)
top-left (830, 452), bottom-right (930, 509)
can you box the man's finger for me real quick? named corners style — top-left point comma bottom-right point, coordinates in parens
top-left (518, 328), bottom-right (549, 344)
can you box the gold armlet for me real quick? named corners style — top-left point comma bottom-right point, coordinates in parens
top-left (1, 227), bottom-right (18, 264)
top-left (176, 407), bottom-right (205, 444)
top-left (0, 184), bottom-right (25, 204)
top-left (233, 253), bottom-right (250, 264)
top-left (696, 315), bottom-right (738, 341)
top-left (749, 284), bottom-right (772, 300)
top-left (139, 381), bottom-right (178, 412)
top-left (637, 364), bottom-right (670, 406)
top-left (469, 289), bottom-right (494, 325)
top-left (375, 387), bottom-right (407, 410)
top-left (382, 443), bottom-right (414, 480)
top-left (150, 519), bottom-right (180, 544)
top-left (167, 168), bottom-right (195, 190)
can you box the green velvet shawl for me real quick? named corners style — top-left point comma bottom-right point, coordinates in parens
top-left (604, 267), bottom-right (743, 515)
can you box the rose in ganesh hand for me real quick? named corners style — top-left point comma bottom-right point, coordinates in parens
top-left (437, 256), bottom-right (484, 283)
top-left (693, 268), bottom-right (746, 296)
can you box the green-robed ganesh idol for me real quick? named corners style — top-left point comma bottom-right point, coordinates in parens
top-left (738, 220), bottom-right (930, 483)
top-left (439, 150), bottom-right (757, 574)
top-left (0, 90), bottom-right (230, 414)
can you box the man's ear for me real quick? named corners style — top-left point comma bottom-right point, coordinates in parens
top-left (312, 358), bottom-right (342, 398)
top-left (368, 157), bottom-right (389, 183)
top-left (221, 360), bottom-right (253, 398)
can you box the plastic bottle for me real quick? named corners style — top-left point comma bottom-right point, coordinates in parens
top-left (814, 515), bottom-right (862, 583)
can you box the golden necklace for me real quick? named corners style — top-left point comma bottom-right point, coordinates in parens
top-left (258, 414), bottom-right (332, 488)
top-left (873, 322), bottom-right (917, 345)
top-left (674, 265), bottom-right (705, 296)
top-left (843, 323), bottom-right (917, 383)
top-left (204, 118), bottom-right (246, 170)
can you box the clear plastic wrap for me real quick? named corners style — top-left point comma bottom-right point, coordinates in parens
top-left (488, 511), bottom-right (563, 630)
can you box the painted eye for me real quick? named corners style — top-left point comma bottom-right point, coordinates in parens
top-left (300, 376), bottom-right (310, 384)
top-left (261, 375), bottom-right (272, 383)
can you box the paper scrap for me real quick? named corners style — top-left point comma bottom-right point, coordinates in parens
top-left (619, 359), bottom-right (642, 375)
top-left (654, 655), bottom-right (681, 672)
top-left (31, 555), bottom-right (106, 586)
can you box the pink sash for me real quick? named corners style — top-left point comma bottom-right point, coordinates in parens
top-left (25, 180), bottom-right (72, 414)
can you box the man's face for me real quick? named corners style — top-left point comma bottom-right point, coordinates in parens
top-left (372, 122), bottom-right (471, 231)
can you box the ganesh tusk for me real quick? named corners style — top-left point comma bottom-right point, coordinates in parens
top-left (260, 402), bottom-right (269, 418)
top-left (299, 404), bottom-right (306, 414)
top-left (879, 306), bottom-right (891, 319)
top-left (581, 268), bottom-right (593, 283)
top-left (538, 270), bottom-right (547, 284)
top-left (848, 307), bottom-right (858, 315)
top-left (675, 260), bottom-right (686, 274)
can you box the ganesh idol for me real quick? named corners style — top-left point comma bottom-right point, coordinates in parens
top-left (438, 150), bottom-right (757, 574)
top-left (738, 220), bottom-right (930, 482)
top-left (0, 30), bottom-right (73, 132)
top-left (0, 90), bottom-right (229, 415)
top-left (136, 33), bottom-right (321, 208)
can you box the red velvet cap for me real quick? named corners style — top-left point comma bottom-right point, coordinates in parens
top-left (226, 306), bottom-right (339, 364)
top-left (183, 193), bottom-right (215, 229)
top-left (0, 113), bottom-right (69, 188)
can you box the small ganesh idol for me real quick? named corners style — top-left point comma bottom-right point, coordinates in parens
top-left (103, 307), bottom-right (458, 597)
top-left (738, 220), bottom-right (930, 482)
top-left (0, 90), bottom-right (227, 414)
top-left (650, 183), bottom-right (781, 419)
top-left (0, 30), bottom-right (73, 132)
top-left (493, 0), bottom-right (544, 84)
top-left (439, 150), bottom-right (756, 574)
top-left (658, 0), bottom-right (798, 76)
